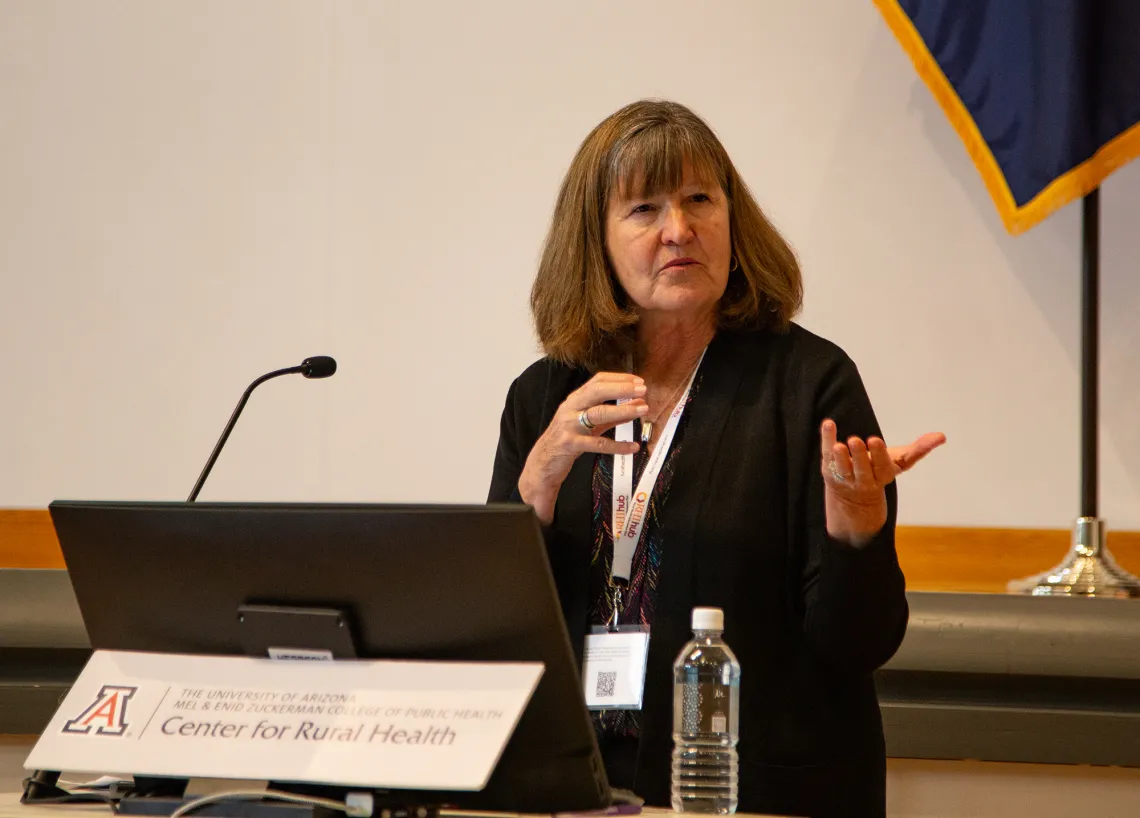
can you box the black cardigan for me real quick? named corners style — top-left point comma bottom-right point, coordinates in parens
top-left (488, 325), bottom-right (908, 818)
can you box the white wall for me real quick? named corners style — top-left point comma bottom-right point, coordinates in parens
top-left (2, 0), bottom-right (1139, 528)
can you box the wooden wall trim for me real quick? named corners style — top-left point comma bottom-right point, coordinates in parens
top-left (0, 509), bottom-right (65, 569)
top-left (897, 526), bottom-right (1140, 593)
top-left (3, 509), bottom-right (1140, 593)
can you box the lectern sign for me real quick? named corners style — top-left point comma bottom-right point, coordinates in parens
top-left (26, 650), bottom-right (543, 791)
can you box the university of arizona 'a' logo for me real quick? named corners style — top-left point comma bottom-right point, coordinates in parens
top-left (62, 685), bottom-right (137, 736)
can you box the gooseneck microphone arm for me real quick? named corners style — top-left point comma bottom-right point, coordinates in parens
top-left (187, 356), bottom-right (336, 502)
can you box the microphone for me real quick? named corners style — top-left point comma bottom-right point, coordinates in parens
top-left (299, 355), bottom-right (337, 379)
top-left (187, 356), bottom-right (337, 501)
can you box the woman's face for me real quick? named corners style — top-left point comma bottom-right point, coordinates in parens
top-left (604, 163), bottom-right (731, 324)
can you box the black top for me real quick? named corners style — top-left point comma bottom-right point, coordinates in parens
top-left (488, 325), bottom-right (908, 818)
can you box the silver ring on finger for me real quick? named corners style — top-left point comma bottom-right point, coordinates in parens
top-left (578, 409), bottom-right (597, 432)
top-left (828, 460), bottom-right (850, 483)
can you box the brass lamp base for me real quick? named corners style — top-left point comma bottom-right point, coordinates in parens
top-left (1008, 517), bottom-right (1140, 598)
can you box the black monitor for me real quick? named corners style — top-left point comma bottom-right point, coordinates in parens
top-left (48, 500), bottom-right (610, 813)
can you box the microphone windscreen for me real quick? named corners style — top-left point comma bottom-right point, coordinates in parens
top-left (300, 356), bottom-right (337, 379)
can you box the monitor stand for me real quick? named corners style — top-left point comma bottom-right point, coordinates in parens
top-left (236, 604), bottom-right (360, 659)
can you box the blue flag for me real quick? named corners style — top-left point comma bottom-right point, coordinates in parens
top-left (874, 0), bottom-right (1140, 233)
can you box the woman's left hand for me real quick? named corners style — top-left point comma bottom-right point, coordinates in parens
top-left (820, 419), bottom-right (946, 547)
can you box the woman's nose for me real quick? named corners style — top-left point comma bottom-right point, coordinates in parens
top-left (661, 205), bottom-right (695, 245)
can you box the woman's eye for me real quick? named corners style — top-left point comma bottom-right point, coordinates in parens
top-left (690, 193), bottom-right (712, 203)
top-left (630, 203), bottom-right (655, 215)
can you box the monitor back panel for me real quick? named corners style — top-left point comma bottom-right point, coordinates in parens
top-left (50, 501), bottom-right (609, 812)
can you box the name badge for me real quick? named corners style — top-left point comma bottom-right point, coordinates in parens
top-left (582, 627), bottom-right (650, 710)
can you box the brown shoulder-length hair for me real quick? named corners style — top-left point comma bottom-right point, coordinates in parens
top-left (531, 99), bottom-right (803, 371)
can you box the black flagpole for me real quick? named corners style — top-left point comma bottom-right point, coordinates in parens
top-left (1081, 189), bottom-right (1099, 519)
top-left (1011, 189), bottom-right (1140, 596)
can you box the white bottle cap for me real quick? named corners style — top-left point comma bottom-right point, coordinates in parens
top-left (692, 607), bottom-right (724, 631)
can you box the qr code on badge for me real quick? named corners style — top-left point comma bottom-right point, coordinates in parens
top-left (595, 671), bottom-right (618, 698)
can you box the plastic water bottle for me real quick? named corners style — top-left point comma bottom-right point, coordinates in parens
top-left (671, 607), bottom-right (741, 814)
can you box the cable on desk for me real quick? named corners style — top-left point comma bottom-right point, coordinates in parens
top-left (167, 789), bottom-right (366, 818)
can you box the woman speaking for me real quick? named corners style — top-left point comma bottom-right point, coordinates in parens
top-left (488, 99), bottom-right (944, 817)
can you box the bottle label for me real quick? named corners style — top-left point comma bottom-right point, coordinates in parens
top-left (676, 680), bottom-right (739, 735)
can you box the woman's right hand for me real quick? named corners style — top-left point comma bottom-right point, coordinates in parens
top-left (518, 373), bottom-right (648, 525)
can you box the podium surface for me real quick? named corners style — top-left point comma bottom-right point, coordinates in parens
top-left (0, 793), bottom-right (784, 818)
top-left (0, 794), bottom-right (106, 818)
